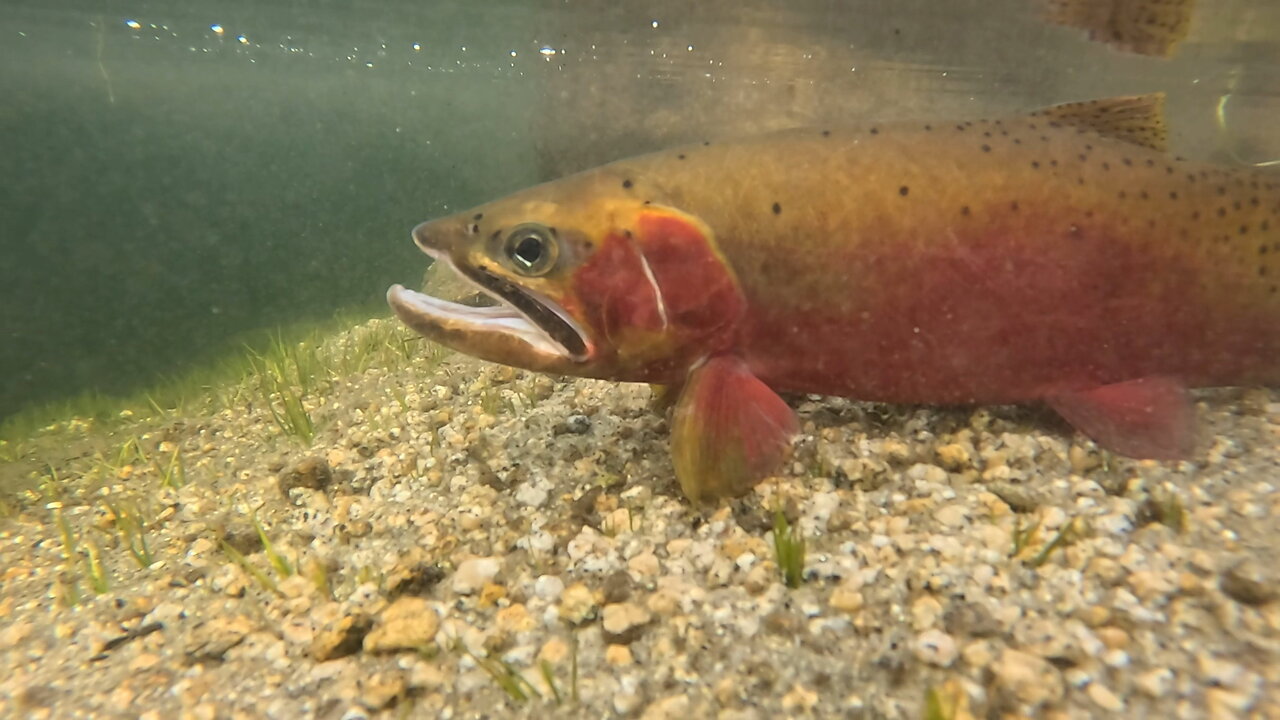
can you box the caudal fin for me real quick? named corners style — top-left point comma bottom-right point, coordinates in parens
top-left (1043, 0), bottom-right (1195, 57)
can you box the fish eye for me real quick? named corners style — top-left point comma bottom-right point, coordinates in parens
top-left (503, 224), bottom-right (557, 276)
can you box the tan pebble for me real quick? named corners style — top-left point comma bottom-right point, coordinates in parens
top-left (781, 683), bottom-right (819, 713)
top-left (910, 595), bottom-right (944, 630)
top-left (743, 563), bottom-right (775, 595)
top-left (1087, 683), bottom-right (1124, 712)
top-left (1077, 605), bottom-right (1111, 627)
top-left (627, 552), bottom-right (660, 577)
top-left (311, 613), bottom-right (373, 662)
top-left (605, 644), bottom-right (634, 667)
top-left (1206, 687), bottom-right (1256, 718)
top-left (128, 653), bottom-right (161, 672)
top-left (558, 583), bottom-right (598, 624)
top-left (641, 693), bottom-right (690, 720)
top-left (991, 648), bottom-right (1064, 706)
top-left (935, 504), bottom-right (969, 528)
top-left (110, 685), bottom-right (136, 711)
top-left (477, 583), bottom-right (506, 607)
top-left (408, 661), bottom-right (447, 691)
top-left (495, 604), bottom-right (534, 634)
top-left (359, 670), bottom-right (407, 710)
top-left (829, 585), bottom-right (864, 614)
top-left (900, 497), bottom-right (935, 515)
top-left (713, 677), bottom-right (739, 707)
top-left (537, 638), bottom-right (570, 665)
top-left (1177, 572), bottom-right (1204, 595)
top-left (1134, 667), bottom-right (1173, 698)
top-left (1095, 626), bottom-right (1130, 650)
top-left (646, 588), bottom-right (681, 616)
top-left (936, 443), bottom-right (972, 470)
top-left (602, 602), bottom-right (652, 644)
top-left (961, 640), bottom-right (996, 669)
top-left (363, 597), bottom-right (438, 653)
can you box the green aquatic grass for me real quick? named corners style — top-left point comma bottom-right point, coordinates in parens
top-left (772, 509), bottom-right (807, 589)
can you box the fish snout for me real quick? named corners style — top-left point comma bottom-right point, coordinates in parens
top-left (412, 220), bottom-right (440, 255)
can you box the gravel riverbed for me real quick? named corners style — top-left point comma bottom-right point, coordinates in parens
top-left (1, 318), bottom-right (1277, 719)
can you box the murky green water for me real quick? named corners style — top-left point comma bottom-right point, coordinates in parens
top-left (1, 0), bottom-right (1276, 423)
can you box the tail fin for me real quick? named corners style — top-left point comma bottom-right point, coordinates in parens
top-left (1043, 0), bottom-right (1195, 57)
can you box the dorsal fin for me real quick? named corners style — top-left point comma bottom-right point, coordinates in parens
top-left (1043, 0), bottom-right (1195, 58)
top-left (1030, 93), bottom-right (1168, 152)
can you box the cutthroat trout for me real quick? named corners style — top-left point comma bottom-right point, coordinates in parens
top-left (388, 94), bottom-right (1280, 501)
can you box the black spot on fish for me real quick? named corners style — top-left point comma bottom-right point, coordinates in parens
top-left (821, 130), bottom-right (830, 137)
top-left (1101, 162), bottom-right (1110, 171)
top-left (622, 179), bottom-right (633, 189)
top-left (1050, 159), bottom-right (1059, 167)
top-left (468, 224), bottom-right (479, 234)
top-left (1011, 201), bottom-right (1020, 211)
top-left (643, 200), bottom-right (652, 205)
top-left (703, 141), bottom-right (711, 146)
top-left (1241, 225), bottom-right (1249, 235)
top-left (1118, 191), bottom-right (1127, 199)
top-left (1031, 161), bottom-right (1040, 169)
top-left (981, 144), bottom-right (991, 153)
top-left (1234, 201), bottom-right (1243, 211)
top-left (1260, 245), bottom-right (1268, 255)
top-left (983, 131), bottom-right (992, 138)
top-left (677, 154), bottom-right (686, 160)
top-left (1217, 186), bottom-right (1227, 196)
top-left (1192, 210), bottom-right (1201, 220)
top-left (1140, 191), bottom-right (1148, 200)
top-left (1263, 220), bottom-right (1271, 232)
top-left (1078, 153), bottom-right (1087, 162)
top-left (899, 186), bottom-right (909, 197)
top-left (870, 127), bottom-right (879, 135)
top-left (1123, 158), bottom-right (1133, 166)
top-left (1251, 197), bottom-right (1260, 207)
top-left (623, 229), bottom-right (633, 238)
top-left (1218, 207), bottom-right (1227, 217)
top-left (1169, 191), bottom-right (1178, 200)
top-left (961, 206), bottom-right (971, 216)
top-left (955, 124), bottom-right (965, 131)
top-left (473, 213), bottom-right (484, 221)
top-left (772, 202), bottom-right (781, 215)
top-left (924, 124), bottom-right (933, 131)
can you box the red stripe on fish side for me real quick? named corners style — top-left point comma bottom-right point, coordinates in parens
top-left (738, 209), bottom-right (1280, 403)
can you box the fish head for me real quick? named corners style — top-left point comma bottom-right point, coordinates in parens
top-left (388, 170), bottom-right (746, 381)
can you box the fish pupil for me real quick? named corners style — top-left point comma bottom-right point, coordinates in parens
top-left (513, 235), bottom-right (543, 268)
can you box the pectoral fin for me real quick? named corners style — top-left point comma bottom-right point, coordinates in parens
top-left (1046, 377), bottom-right (1196, 459)
top-left (670, 356), bottom-right (798, 502)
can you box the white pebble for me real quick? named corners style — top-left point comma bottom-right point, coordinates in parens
top-left (452, 557), bottom-right (500, 594)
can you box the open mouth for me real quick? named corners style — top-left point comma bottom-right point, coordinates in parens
top-left (387, 253), bottom-right (590, 363)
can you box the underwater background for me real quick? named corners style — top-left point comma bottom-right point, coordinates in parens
top-left (2, 0), bottom-right (1277, 425)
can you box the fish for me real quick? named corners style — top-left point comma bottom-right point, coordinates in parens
top-left (1043, 0), bottom-right (1195, 57)
top-left (388, 93), bottom-right (1280, 502)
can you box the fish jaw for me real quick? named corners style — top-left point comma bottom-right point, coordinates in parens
top-left (386, 282), bottom-right (590, 374)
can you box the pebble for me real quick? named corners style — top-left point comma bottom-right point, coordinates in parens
top-left (1134, 667), bottom-right (1173, 698)
top-left (452, 557), bottom-right (500, 595)
top-left (311, 613), bottom-right (373, 661)
top-left (533, 574), bottom-right (565, 601)
top-left (362, 598), bottom-right (439, 653)
top-left (602, 602), bottom-right (652, 644)
top-left (991, 648), bottom-right (1064, 706)
top-left (913, 629), bottom-right (958, 667)
top-left (1087, 682), bottom-right (1125, 712)
top-left (558, 583), bottom-right (598, 624)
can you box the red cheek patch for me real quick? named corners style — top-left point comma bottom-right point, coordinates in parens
top-left (635, 211), bottom-right (745, 336)
top-left (571, 207), bottom-right (746, 347)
